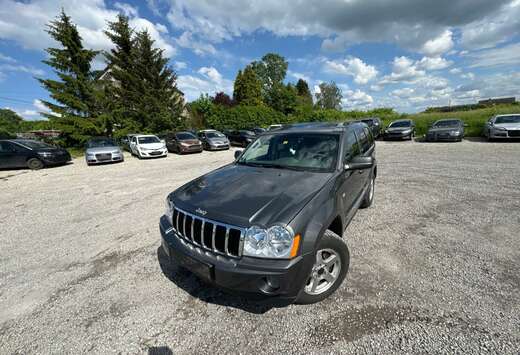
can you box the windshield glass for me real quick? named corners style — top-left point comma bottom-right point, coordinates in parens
top-left (86, 138), bottom-right (117, 148)
top-left (389, 121), bottom-right (411, 128)
top-left (206, 132), bottom-right (225, 138)
top-left (238, 133), bottom-right (340, 172)
top-left (240, 130), bottom-right (255, 136)
top-left (433, 120), bottom-right (461, 127)
top-left (176, 132), bottom-right (196, 140)
top-left (18, 140), bottom-right (54, 149)
top-left (495, 115), bottom-right (520, 124)
top-left (138, 136), bottom-right (160, 144)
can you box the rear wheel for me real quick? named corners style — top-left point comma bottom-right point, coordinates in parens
top-left (296, 230), bottom-right (349, 304)
top-left (27, 158), bottom-right (44, 170)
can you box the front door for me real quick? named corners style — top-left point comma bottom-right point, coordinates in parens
top-left (338, 129), bottom-right (365, 218)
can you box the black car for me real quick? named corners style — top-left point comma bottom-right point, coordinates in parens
top-left (383, 119), bottom-right (416, 140)
top-left (227, 130), bottom-right (256, 147)
top-left (358, 117), bottom-right (382, 138)
top-left (160, 122), bottom-right (377, 304)
top-left (165, 132), bottom-right (203, 154)
top-left (249, 127), bottom-right (266, 135)
top-left (0, 139), bottom-right (71, 170)
top-left (426, 119), bottom-right (466, 142)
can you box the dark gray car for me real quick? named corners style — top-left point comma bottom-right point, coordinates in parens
top-left (426, 119), bottom-right (466, 142)
top-left (197, 130), bottom-right (230, 151)
top-left (160, 122), bottom-right (377, 304)
top-left (384, 119), bottom-right (415, 140)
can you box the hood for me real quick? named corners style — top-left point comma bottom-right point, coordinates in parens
top-left (387, 126), bottom-right (412, 132)
top-left (172, 164), bottom-right (334, 227)
top-left (428, 126), bottom-right (461, 133)
top-left (494, 123), bottom-right (520, 130)
top-left (179, 139), bottom-right (201, 145)
top-left (85, 146), bottom-right (120, 154)
top-left (138, 142), bottom-right (165, 149)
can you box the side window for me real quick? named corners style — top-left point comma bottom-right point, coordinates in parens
top-left (363, 126), bottom-right (374, 149)
top-left (0, 142), bottom-right (17, 152)
top-left (354, 126), bottom-right (369, 154)
top-left (343, 130), bottom-right (360, 163)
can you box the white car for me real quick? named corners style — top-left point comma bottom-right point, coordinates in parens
top-left (483, 114), bottom-right (520, 141)
top-left (129, 135), bottom-right (168, 159)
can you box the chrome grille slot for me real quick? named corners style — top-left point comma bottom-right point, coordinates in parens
top-left (171, 206), bottom-right (244, 258)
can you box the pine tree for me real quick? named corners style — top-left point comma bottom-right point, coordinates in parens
top-left (233, 66), bottom-right (263, 106)
top-left (38, 10), bottom-right (101, 146)
top-left (132, 30), bottom-right (184, 133)
top-left (296, 79), bottom-right (313, 106)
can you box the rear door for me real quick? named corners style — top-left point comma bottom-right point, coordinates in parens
top-left (354, 125), bottom-right (375, 190)
top-left (0, 141), bottom-right (25, 168)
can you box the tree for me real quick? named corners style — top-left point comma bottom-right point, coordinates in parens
top-left (212, 92), bottom-right (234, 107)
top-left (103, 14), bottom-right (138, 135)
top-left (189, 94), bottom-right (214, 129)
top-left (233, 66), bottom-right (263, 106)
top-left (38, 10), bottom-right (101, 146)
top-left (251, 53), bottom-right (288, 109)
top-left (132, 30), bottom-right (185, 133)
top-left (315, 81), bottom-right (343, 110)
top-left (295, 79), bottom-right (313, 106)
top-left (0, 109), bottom-right (23, 133)
top-left (267, 83), bottom-right (298, 114)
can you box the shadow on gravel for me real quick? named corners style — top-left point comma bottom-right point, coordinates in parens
top-left (157, 247), bottom-right (291, 314)
top-left (148, 346), bottom-right (173, 355)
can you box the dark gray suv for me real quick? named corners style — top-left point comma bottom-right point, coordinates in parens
top-left (160, 122), bottom-right (377, 304)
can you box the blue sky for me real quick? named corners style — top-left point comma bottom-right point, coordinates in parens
top-left (0, 0), bottom-right (519, 120)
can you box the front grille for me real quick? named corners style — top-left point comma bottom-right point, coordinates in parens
top-left (172, 206), bottom-right (244, 258)
top-left (508, 130), bottom-right (520, 137)
top-left (96, 153), bottom-right (112, 161)
top-left (149, 150), bottom-right (162, 155)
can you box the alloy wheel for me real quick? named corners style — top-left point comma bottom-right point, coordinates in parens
top-left (304, 248), bottom-right (341, 295)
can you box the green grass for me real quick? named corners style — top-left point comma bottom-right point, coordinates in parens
top-left (379, 104), bottom-right (520, 137)
top-left (66, 147), bottom-right (84, 158)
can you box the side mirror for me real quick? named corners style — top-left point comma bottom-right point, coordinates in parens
top-left (234, 150), bottom-right (242, 159)
top-left (160, 139), bottom-right (166, 144)
top-left (345, 156), bottom-right (374, 171)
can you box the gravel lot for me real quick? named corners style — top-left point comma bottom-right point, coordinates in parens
top-left (1, 140), bottom-right (519, 354)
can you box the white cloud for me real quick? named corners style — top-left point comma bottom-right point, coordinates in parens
top-left (342, 89), bottom-right (373, 109)
top-left (379, 56), bottom-right (425, 84)
top-left (33, 99), bottom-right (49, 112)
top-left (177, 66), bottom-right (233, 100)
top-left (449, 68), bottom-right (462, 74)
top-left (323, 57), bottom-right (378, 84)
top-left (175, 31), bottom-right (217, 56)
top-left (460, 72), bottom-right (475, 80)
top-left (0, 53), bottom-right (16, 63)
top-left (421, 30), bottom-right (454, 57)
top-left (114, 2), bottom-right (138, 17)
top-left (287, 70), bottom-right (311, 84)
top-left (417, 56), bottom-right (453, 70)
top-left (467, 43), bottom-right (520, 68)
top-left (0, 63), bottom-right (45, 76)
top-left (391, 88), bottom-right (415, 98)
top-left (173, 61), bottom-right (187, 70)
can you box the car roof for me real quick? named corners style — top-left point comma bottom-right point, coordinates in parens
top-left (135, 134), bottom-right (159, 138)
top-left (495, 114), bottom-right (520, 117)
top-left (266, 121), bottom-right (365, 134)
top-left (435, 118), bottom-right (461, 122)
top-left (390, 119), bottom-right (412, 123)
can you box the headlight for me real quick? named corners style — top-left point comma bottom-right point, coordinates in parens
top-left (401, 129), bottom-right (412, 134)
top-left (243, 225), bottom-right (297, 259)
top-left (180, 142), bottom-right (190, 147)
top-left (165, 197), bottom-right (174, 225)
top-left (493, 126), bottom-right (507, 131)
top-left (449, 130), bottom-right (460, 136)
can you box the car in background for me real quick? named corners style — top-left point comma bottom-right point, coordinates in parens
top-left (425, 119), bottom-right (466, 142)
top-left (197, 130), bottom-right (230, 151)
top-left (483, 114), bottom-right (520, 141)
top-left (84, 137), bottom-right (124, 165)
top-left (267, 124), bottom-right (283, 131)
top-left (129, 134), bottom-right (168, 158)
top-left (357, 117), bottom-right (382, 139)
top-left (249, 127), bottom-right (266, 135)
top-left (0, 139), bottom-right (71, 170)
top-left (165, 132), bottom-right (203, 154)
top-left (227, 130), bottom-right (256, 147)
top-left (383, 119), bottom-right (416, 140)
top-left (121, 134), bottom-right (137, 152)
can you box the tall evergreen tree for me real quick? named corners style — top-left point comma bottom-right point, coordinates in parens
top-left (132, 30), bottom-right (184, 133)
top-left (233, 66), bottom-right (263, 106)
top-left (38, 10), bottom-right (101, 146)
top-left (296, 79), bottom-right (313, 106)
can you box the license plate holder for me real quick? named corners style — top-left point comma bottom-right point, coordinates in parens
top-left (176, 252), bottom-right (214, 281)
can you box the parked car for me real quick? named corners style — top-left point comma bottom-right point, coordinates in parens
top-left (267, 124), bottom-right (283, 131)
top-left (197, 130), bottom-right (230, 151)
top-left (483, 114), bottom-right (520, 141)
top-left (357, 117), bottom-right (382, 138)
top-left (383, 119), bottom-right (416, 140)
top-left (121, 134), bottom-right (137, 152)
top-left (425, 119), bottom-right (466, 142)
top-left (84, 137), bottom-right (124, 165)
top-left (165, 132), bottom-right (203, 154)
top-left (249, 127), bottom-right (266, 135)
top-left (129, 134), bottom-right (168, 158)
top-left (227, 130), bottom-right (256, 147)
top-left (0, 139), bottom-right (71, 170)
top-left (160, 121), bottom-right (377, 304)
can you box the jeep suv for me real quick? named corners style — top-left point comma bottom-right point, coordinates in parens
top-left (159, 122), bottom-right (377, 304)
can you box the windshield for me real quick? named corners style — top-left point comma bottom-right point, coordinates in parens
top-left (495, 115), bottom-right (520, 124)
top-left (206, 132), bottom-right (225, 138)
top-left (18, 140), bottom-right (54, 149)
top-left (138, 136), bottom-right (160, 144)
top-left (238, 133), bottom-right (340, 172)
top-left (176, 132), bottom-right (196, 140)
top-left (240, 130), bottom-right (255, 136)
top-left (389, 121), bottom-right (411, 128)
top-left (361, 119), bottom-right (374, 126)
top-left (433, 120), bottom-right (461, 127)
top-left (86, 138), bottom-right (117, 148)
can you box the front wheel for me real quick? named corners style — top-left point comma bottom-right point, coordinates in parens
top-left (27, 158), bottom-right (44, 170)
top-left (296, 230), bottom-right (349, 304)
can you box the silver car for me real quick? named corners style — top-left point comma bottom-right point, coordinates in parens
top-left (85, 137), bottom-right (124, 165)
top-left (197, 130), bottom-right (230, 151)
top-left (484, 114), bottom-right (520, 141)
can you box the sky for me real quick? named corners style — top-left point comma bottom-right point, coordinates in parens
top-left (0, 0), bottom-right (519, 120)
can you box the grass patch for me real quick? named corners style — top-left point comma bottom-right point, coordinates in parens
top-left (66, 147), bottom-right (84, 158)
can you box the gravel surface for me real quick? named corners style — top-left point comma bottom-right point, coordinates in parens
top-left (1, 140), bottom-right (519, 354)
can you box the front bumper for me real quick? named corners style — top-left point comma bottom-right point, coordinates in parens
top-left (489, 129), bottom-right (520, 139)
top-left (86, 153), bottom-right (124, 164)
top-left (139, 149), bottom-right (168, 157)
top-left (384, 131), bottom-right (412, 139)
top-left (159, 215), bottom-right (312, 301)
top-left (179, 145), bottom-right (203, 153)
top-left (426, 132), bottom-right (462, 141)
top-left (206, 143), bottom-right (229, 151)
top-left (40, 153), bottom-right (71, 165)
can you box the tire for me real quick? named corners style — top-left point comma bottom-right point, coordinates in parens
top-left (27, 158), bottom-right (44, 170)
top-left (296, 230), bottom-right (349, 304)
top-left (359, 174), bottom-right (375, 209)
